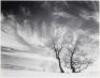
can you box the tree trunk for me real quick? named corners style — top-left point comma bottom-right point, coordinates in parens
top-left (71, 65), bottom-right (76, 73)
top-left (54, 49), bottom-right (64, 73)
top-left (57, 56), bottom-right (64, 73)
top-left (70, 52), bottom-right (76, 73)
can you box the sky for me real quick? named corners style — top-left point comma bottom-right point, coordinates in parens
top-left (1, 1), bottom-right (99, 48)
top-left (1, 1), bottom-right (99, 33)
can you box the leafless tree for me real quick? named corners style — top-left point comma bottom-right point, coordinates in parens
top-left (63, 32), bottom-right (99, 73)
top-left (45, 25), bottom-right (66, 73)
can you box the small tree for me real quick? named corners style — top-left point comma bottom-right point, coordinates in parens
top-left (63, 32), bottom-right (99, 73)
top-left (45, 25), bottom-right (66, 73)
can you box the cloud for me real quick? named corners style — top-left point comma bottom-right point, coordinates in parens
top-left (1, 1), bottom-right (99, 49)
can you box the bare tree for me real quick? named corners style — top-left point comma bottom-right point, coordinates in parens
top-left (45, 25), bottom-right (66, 73)
top-left (63, 32), bottom-right (99, 73)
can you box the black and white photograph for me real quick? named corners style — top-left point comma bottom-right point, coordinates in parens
top-left (0, 0), bottom-right (100, 78)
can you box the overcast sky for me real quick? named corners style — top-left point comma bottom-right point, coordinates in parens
top-left (1, 1), bottom-right (99, 37)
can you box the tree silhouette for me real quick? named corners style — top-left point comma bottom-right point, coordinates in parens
top-left (45, 25), bottom-right (66, 73)
top-left (63, 31), bottom-right (99, 73)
